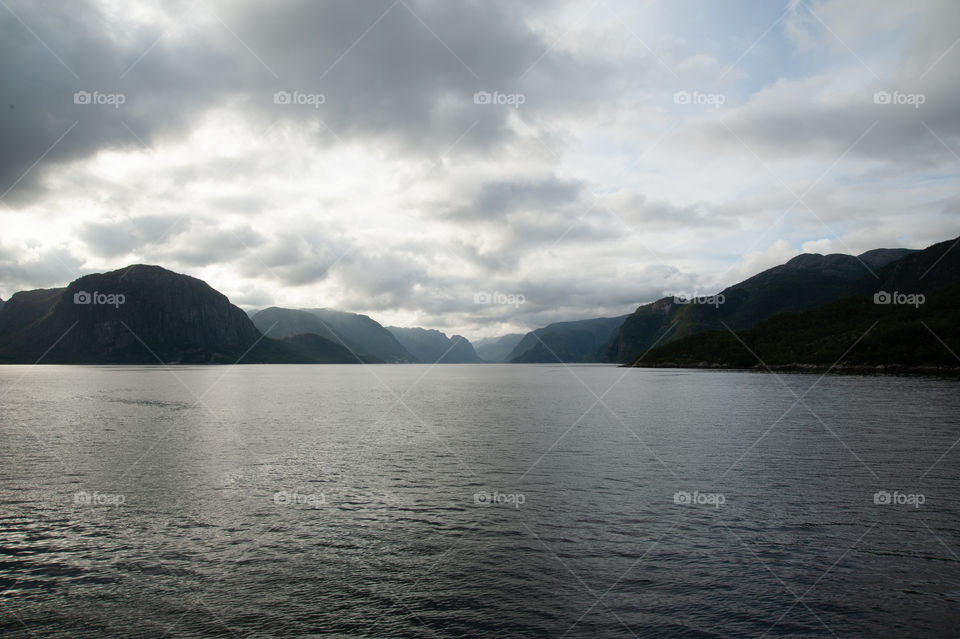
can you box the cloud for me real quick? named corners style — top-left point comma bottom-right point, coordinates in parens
top-left (1, 0), bottom-right (958, 337)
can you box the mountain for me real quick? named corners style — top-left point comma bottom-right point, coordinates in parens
top-left (0, 265), bottom-right (356, 364)
top-left (606, 247), bottom-right (916, 363)
top-left (252, 307), bottom-right (415, 363)
top-left (0, 298), bottom-right (5, 313)
top-left (473, 333), bottom-right (525, 362)
top-left (280, 333), bottom-right (357, 363)
top-left (632, 237), bottom-right (960, 372)
top-left (507, 315), bottom-right (630, 363)
top-left (386, 327), bottom-right (483, 363)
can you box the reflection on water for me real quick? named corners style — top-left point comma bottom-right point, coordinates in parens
top-left (1, 365), bottom-right (958, 637)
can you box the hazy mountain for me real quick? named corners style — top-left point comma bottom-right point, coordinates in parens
top-left (508, 315), bottom-right (630, 363)
top-left (253, 307), bottom-right (415, 363)
top-left (0, 265), bottom-right (355, 364)
top-left (386, 327), bottom-right (482, 363)
top-left (252, 307), bottom-right (340, 342)
top-left (632, 237), bottom-right (960, 371)
top-left (606, 247), bottom-right (916, 363)
top-left (473, 333), bottom-right (525, 362)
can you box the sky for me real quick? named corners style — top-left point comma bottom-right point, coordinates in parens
top-left (0, 0), bottom-right (958, 340)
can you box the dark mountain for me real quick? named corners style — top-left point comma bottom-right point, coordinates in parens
top-left (280, 333), bottom-right (358, 364)
top-left (0, 266), bottom-right (357, 364)
top-left (606, 247), bottom-right (915, 363)
top-left (386, 327), bottom-right (483, 363)
top-left (473, 333), bottom-right (525, 362)
top-left (508, 315), bottom-right (630, 363)
top-left (632, 237), bottom-right (960, 372)
top-left (252, 307), bottom-right (415, 363)
top-left (0, 297), bottom-right (5, 313)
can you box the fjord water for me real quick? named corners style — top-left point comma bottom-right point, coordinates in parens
top-left (1, 365), bottom-right (958, 638)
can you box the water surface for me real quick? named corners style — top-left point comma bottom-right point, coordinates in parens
top-left (1, 364), bottom-right (958, 637)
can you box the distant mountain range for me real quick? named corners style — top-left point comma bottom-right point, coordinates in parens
top-left (0, 236), bottom-right (956, 370)
top-left (506, 315), bottom-right (630, 363)
top-left (251, 306), bottom-right (415, 363)
top-left (473, 333), bottom-right (525, 362)
top-left (386, 326), bottom-right (482, 363)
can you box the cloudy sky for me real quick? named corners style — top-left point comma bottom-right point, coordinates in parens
top-left (1, 0), bottom-right (958, 339)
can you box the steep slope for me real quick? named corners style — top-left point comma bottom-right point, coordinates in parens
top-left (633, 237), bottom-right (960, 372)
top-left (607, 247), bottom-right (916, 363)
top-left (473, 333), bottom-right (525, 362)
top-left (251, 307), bottom-right (387, 362)
top-left (0, 266), bottom-right (259, 363)
top-left (299, 308), bottom-right (416, 362)
top-left (508, 315), bottom-right (630, 363)
top-left (386, 327), bottom-right (483, 363)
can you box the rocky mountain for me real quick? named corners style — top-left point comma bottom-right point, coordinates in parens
top-left (473, 333), bottom-right (525, 362)
top-left (252, 307), bottom-right (416, 363)
top-left (386, 327), bottom-right (483, 363)
top-left (632, 237), bottom-right (960, 372)
top-left (508, 315), bottom-right (630, 363)
top-left (606, 247), bottom-right (916, 363)
top-left (0, 266), bottom-right (357, 364)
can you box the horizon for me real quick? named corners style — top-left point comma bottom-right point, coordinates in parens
top-left (1, 1), bottom-right (958, 339)
top-left (0, 235), bottom-right (943, 343)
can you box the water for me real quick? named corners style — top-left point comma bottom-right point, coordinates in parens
top-left (1, 364), bottom-right (958, 638)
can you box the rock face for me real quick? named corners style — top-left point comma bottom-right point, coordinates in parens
top-left (0, 265), bottom-right (266, 363)
top-left (386, 326), bottom-right (483, 363)
top-left (0, 265), bottom-right (358, 364)
top-left (252, 307), bottom-right (416, 362)
top-left (606, 247), bottom-right (917, 364)
top-left (507, 315), bottom-right (630, 363)
top-left (473, 333), bottom-right (525, 362)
